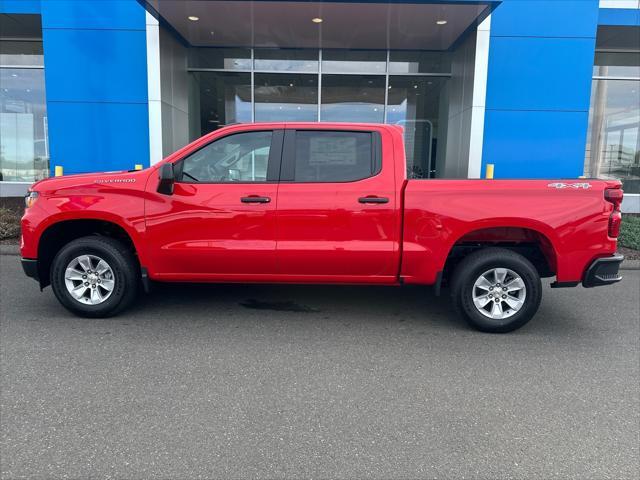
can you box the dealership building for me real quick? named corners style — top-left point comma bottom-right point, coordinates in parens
top-left (0, 0), bottom-right (639, 211)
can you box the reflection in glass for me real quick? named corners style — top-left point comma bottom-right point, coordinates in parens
top-left (321, 75), bottom-right (385, 122)
top-left (594, 52), bottom-right (640, 79)
top-left (254, 49), bottom-right (318, 72)
top-left (0, 40), bottom-right (44, 67)
top-left (389, 51), bottom-right (451, 74)
top-left (0, 68), bottom-right (48, 182)
top-left (189, 72), bottom-right (251, 139)
top-left (585, 79), bottom-right (640, 193)
top-left (254, 73), bottom-right (318, 122)
top-left (387, 76), bottom-right (448, 179)
top-left (293, 131), bottom-right (374, 182)
top-left (180, 131), bottom-right (272, 183)
top-left (322, 50), bottom-right (386, 73)
top-left (188, 48), bottom-right (252, 70)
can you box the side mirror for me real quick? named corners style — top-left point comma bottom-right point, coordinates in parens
top-left (157, 163), bottom-right (175, 195)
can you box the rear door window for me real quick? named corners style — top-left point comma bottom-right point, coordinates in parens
top-left (283, 130), bottom-right (381, 182)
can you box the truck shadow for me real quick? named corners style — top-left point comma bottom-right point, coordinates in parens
top-left (132, 281), bottom-right (469, 331)
top-left (126, 279), bottom-right (600, 338)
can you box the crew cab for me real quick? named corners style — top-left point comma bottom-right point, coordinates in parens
top-left (20, 123), bottom-right (625, 332)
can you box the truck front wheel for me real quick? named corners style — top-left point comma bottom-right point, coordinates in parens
top-left (50, 236), bottom-right (139, 318)
top-left (451, 248), bottom-right (542, 333)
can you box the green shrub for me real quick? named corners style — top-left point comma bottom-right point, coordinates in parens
top-left (620, 215), bottom-right (640, 251)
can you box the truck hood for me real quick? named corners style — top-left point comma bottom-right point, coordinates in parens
top-left (30, 169), bottom-right (147, 193)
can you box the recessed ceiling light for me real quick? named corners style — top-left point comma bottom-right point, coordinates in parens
top-left (311, 17), bottom-right (323, 23)
top-left (436, 20), bottom-right (447, 25)
top-left (188, 15), bottom-right (199, 21)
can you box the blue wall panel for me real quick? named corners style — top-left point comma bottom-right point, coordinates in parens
top-left (491, 0), bottom-right (599, 38)
top-left (39, 0), bottom-right (150, 174)
top-left (0, 0), bottom-right (40, 14)
top-left (42, 28), bottom-right (148, 103)
top-left (40, 0), bottom-right (145, 29)
top-left (482, 0), bottom-right (599, 179)
top-left (483, 110), bottom-right (589, 179)
top-left (598, 8), bottom-right (640, 27)
top-left (485, 37), bottom-right (596, 111)
top-left (46, 102), bottom-right (150, 174)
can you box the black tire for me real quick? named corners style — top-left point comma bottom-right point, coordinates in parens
top-left (50, 236), bottom-right (139, 318)
top-left (450, 248), bottom-right (542, 333)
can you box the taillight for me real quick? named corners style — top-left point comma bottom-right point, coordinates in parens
top-left (609, 212), bottom-right (622, 238)
top-left (605, 187), bottom-right (623, 238)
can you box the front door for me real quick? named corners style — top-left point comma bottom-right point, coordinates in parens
top-left (145, 128), bottom-right (283, 280)
top-left (275, 127), bottom-right (400, 282)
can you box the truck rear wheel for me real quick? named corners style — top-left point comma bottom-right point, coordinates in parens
top-left (50, 236), bottom-right (139, 318)
top-left (451, 248), bottom-right (542, 333)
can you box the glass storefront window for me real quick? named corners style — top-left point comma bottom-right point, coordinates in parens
top-left (254, 49), bottom-right (318, 72)
top-left (388, 51), bottom-right (451, 74)
top-left (189, 48), bottom-right (252, 70)
top-left (188, 48), bottom-right (452, 171)
top-left (1, 15), bottom-right (48, 183)
top-left (189, 71), bottom-right (251, 139)
top-left (322, 50), bottom-right (386, 73)
top-left (321, 75), bottom-right (385, 122)
top-left (0, 68), bottom-right (48, 183)
top-left (585, 79), bottom-right (640, 193)
top-left (594, 52), bottom-right (640, 79)
top-left (387, 76), bottom-right (447, 179)
top-left (254, 73), bottom-right (318, 122)
top-left (0, 40), bottom-right (43, 67)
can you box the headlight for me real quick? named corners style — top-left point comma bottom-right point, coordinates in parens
top-left (24, 191), bottom-right (39, 208)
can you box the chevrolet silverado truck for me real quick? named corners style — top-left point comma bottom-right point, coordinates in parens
top-left (20, 123), bottom-right (625, 332)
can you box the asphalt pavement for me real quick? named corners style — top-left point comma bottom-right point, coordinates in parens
top-left (1, 253), bottom-right (639, 479)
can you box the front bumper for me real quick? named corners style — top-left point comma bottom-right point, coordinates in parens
top-left (21, 258), bottom-right (39, 282)
top-left (583, 253), bottom-right (624, 288)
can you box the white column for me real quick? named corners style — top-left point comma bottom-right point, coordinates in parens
top-left (598, 1), bottom-right (640, 9)
top-left (146, 12), bottom-right (163, 165)
top-left (467, 15), bottom-right (491, 179)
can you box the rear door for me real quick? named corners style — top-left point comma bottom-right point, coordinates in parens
top-left (275, 126), bottom-right (400, 282)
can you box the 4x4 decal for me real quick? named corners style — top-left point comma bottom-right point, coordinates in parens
top-left (547, 182), bottom-right (592, 189)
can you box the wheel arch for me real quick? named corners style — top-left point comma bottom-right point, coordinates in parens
top-left (441, 222), bottom-right (560, 283)
top-left (35, 215), bottom-right (143, 289)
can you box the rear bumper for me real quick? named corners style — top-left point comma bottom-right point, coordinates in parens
top-left (583, 253), bottom-right (624, 288)
top-left (21, 258), bottom-right (39, 282)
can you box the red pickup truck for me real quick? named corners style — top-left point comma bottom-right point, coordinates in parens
top-left (21, 122), bottom-right (624, 332)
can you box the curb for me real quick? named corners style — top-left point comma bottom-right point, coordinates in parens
top-left (0, 244), bottom-right (20, 256)
top-left (621, 260), bottom-right (640, 270)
